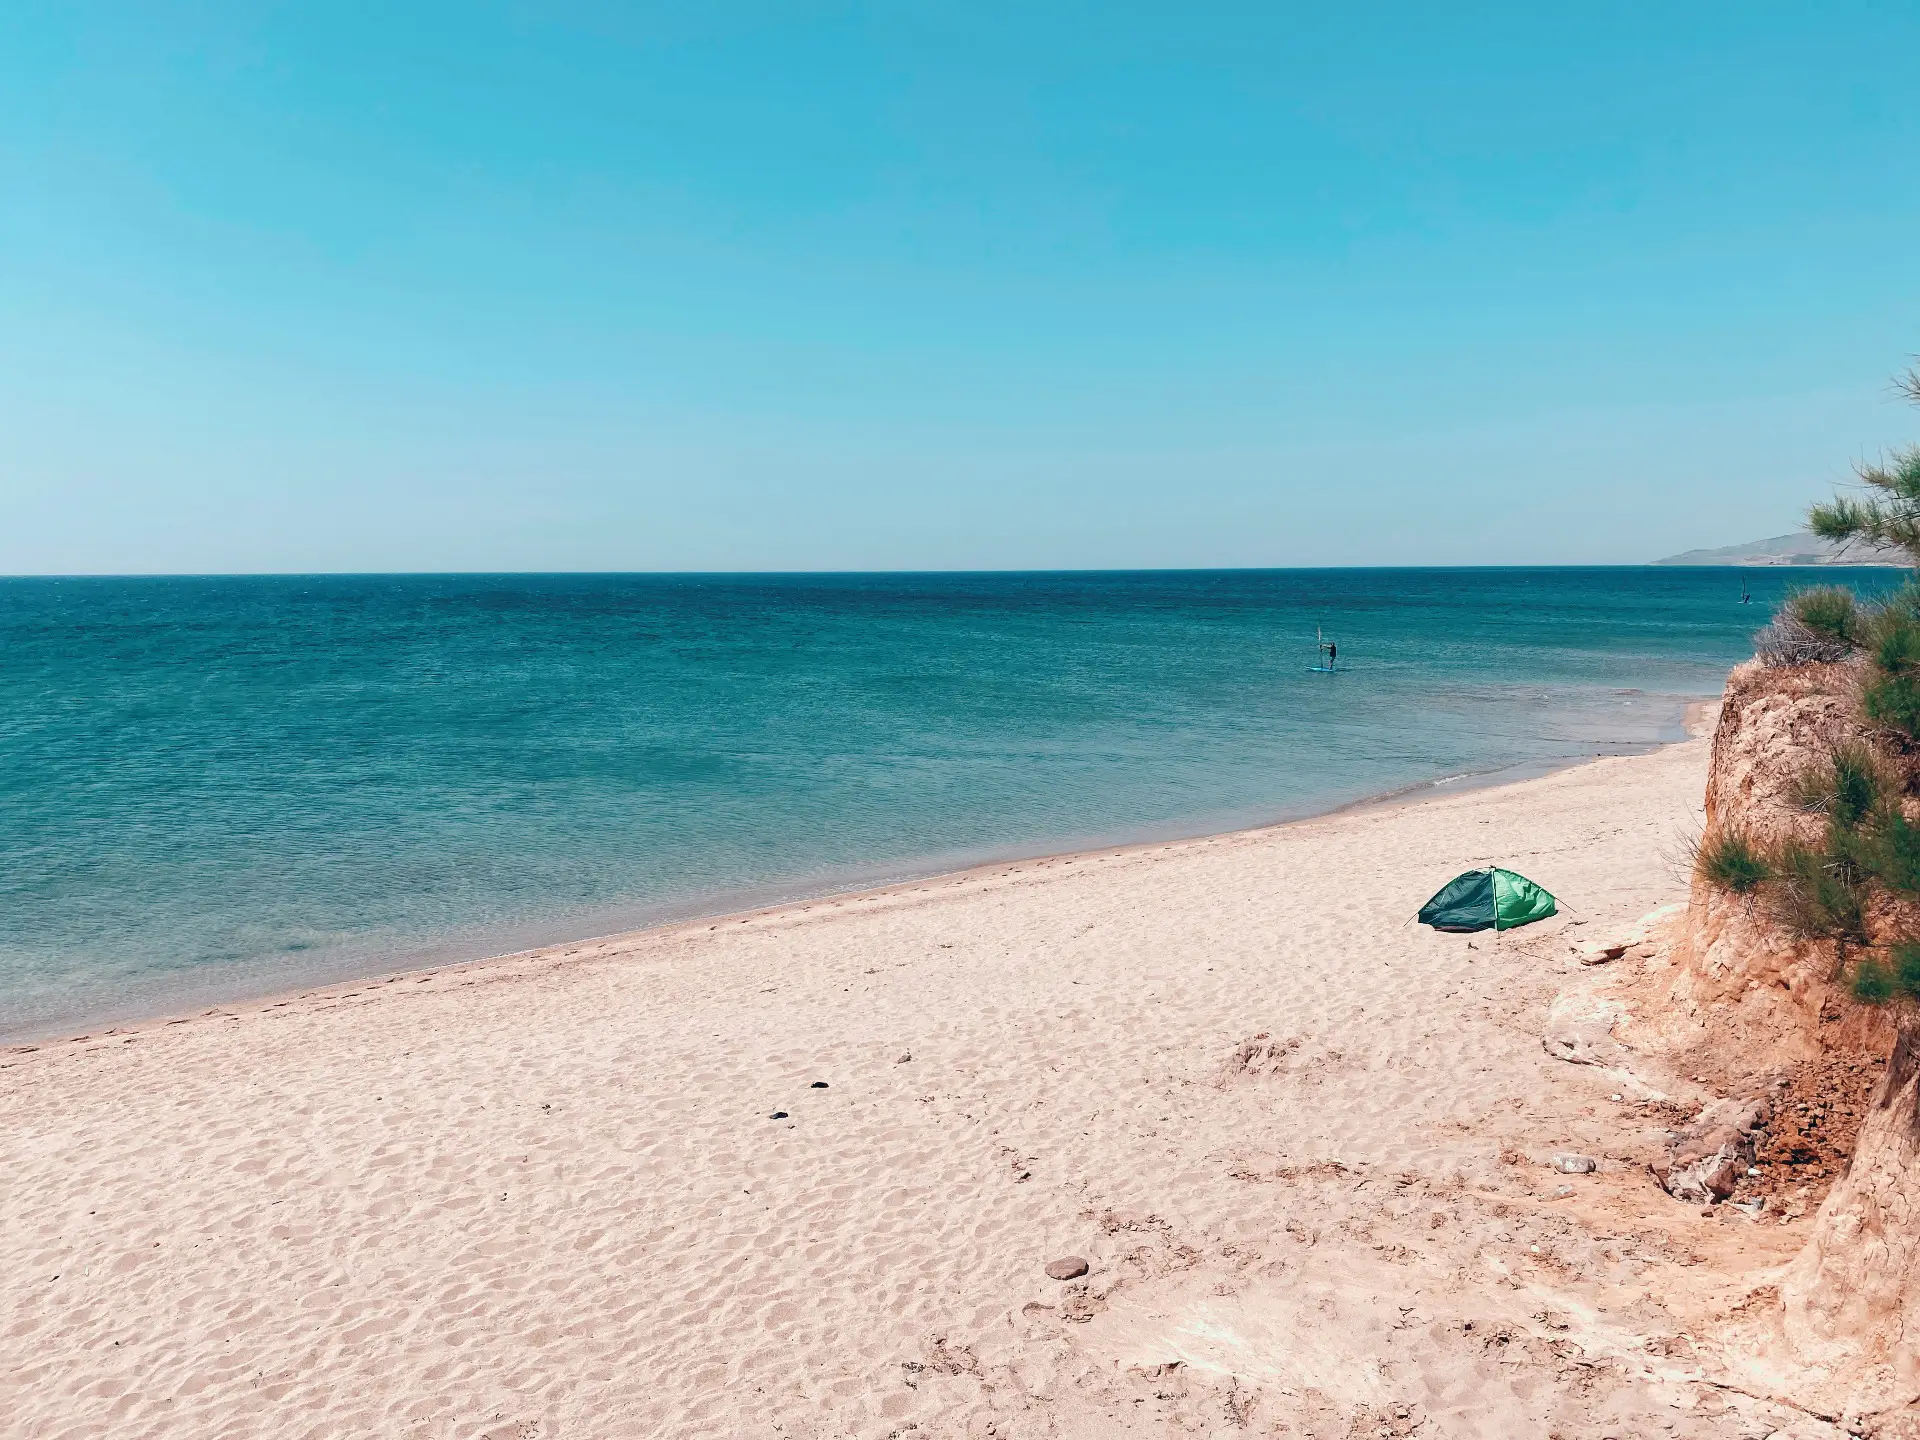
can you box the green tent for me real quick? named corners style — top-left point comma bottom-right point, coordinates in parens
top-left (1417, 867), bottom-right (1557, 933)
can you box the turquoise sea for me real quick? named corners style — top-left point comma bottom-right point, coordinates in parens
top-left (0, 568), bottom-right (1885, 1039)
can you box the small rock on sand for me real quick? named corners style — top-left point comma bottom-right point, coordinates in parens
top-left (1045, 1256), bottom-right (1089, 1280)
top-left (769, 1111), bottom-right (789, 1120)
top-left (1551, 1153), bottom-right (1598, 1174)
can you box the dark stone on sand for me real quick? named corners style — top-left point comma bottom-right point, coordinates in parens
top-left (810, 1081), bottom-right (829, 1089)
top-left (1045, 1256), bottom-right (1089, 1280)
top-left (770, 1111), bottom-right (789, 1120)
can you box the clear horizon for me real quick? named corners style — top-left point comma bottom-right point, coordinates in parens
top-left (5, 4), bottom-right (1917, 575)
top-left (4, 559), bottom-right (1904, 580)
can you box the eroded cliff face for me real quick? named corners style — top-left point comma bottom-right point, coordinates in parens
top-left (1786, 1032), bottom-right (1920, 1405)
top-left (1647, 659), bottom-right (1876, 1075)
top-left (1670, 658), bottom-right (1920, 1404)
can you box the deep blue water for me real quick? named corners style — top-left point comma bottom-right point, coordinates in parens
top-left (0, 568), bottom-right (1885, 1038)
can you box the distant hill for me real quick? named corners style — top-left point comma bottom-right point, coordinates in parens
top-left (1654, 532), bottom-right (1907, 567)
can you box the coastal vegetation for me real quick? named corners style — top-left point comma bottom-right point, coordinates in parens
top-left (1692, 826), bottom-right (1771, 894)
top-left (1783, 584), bottom-right (1863, 648)
top-left (1697, 361), bottom-right (1920, 1009)
top-left (1809, 448), bottom-right (1920, 565)
top-left (1663, 359), bottom-right (1920, 1402)
top-left (1753, 590), bottom-right (1861, 666)
top-left (1699, 615), bottom-right (1920, 968)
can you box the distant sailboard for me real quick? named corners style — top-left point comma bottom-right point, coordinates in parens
top-left (1308, 626), bottom-right (1339, 672)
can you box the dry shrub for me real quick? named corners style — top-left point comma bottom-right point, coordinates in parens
top-left (1756, 612), bottom-right (1854, 668)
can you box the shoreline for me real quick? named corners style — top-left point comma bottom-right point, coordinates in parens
top-left (2, 694), bottom-right (1716, 1049)
top-left (3, 690), bottom-right (1760, 1438)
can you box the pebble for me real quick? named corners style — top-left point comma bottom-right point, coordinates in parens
top-left (1045, 1256), bottom-right (1089, 1280)
top-left (810, 1081), bottom-right (829, 1089)
top-left (769, 1111), bottom-right (789, 1120)
top-left (1551, 1153), bottom-right (1598, 1174)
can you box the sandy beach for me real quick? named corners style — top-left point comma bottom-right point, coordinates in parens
top-left (4, 721), bottom-right (1830, 1438)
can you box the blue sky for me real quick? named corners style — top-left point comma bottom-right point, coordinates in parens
top-left (3, 2), bottom-right (1917, 572)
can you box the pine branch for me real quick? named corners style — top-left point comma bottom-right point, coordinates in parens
top-left (1855, 446), bottom-right (1920, 501)
top-left (1811, 496), bottom-right (1883, 543)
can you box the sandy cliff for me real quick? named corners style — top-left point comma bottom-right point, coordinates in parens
top-left (1651, 656), bottom-right (1920, 1420)
top-left (1653, 659), bottom-right (1879, 1067)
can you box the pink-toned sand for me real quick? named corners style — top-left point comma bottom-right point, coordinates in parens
top-left (3, 727), bottom-right (1833, 1438)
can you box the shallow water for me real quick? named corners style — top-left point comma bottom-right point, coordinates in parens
top-left (0, 567), bottom-right (1884, 1037)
